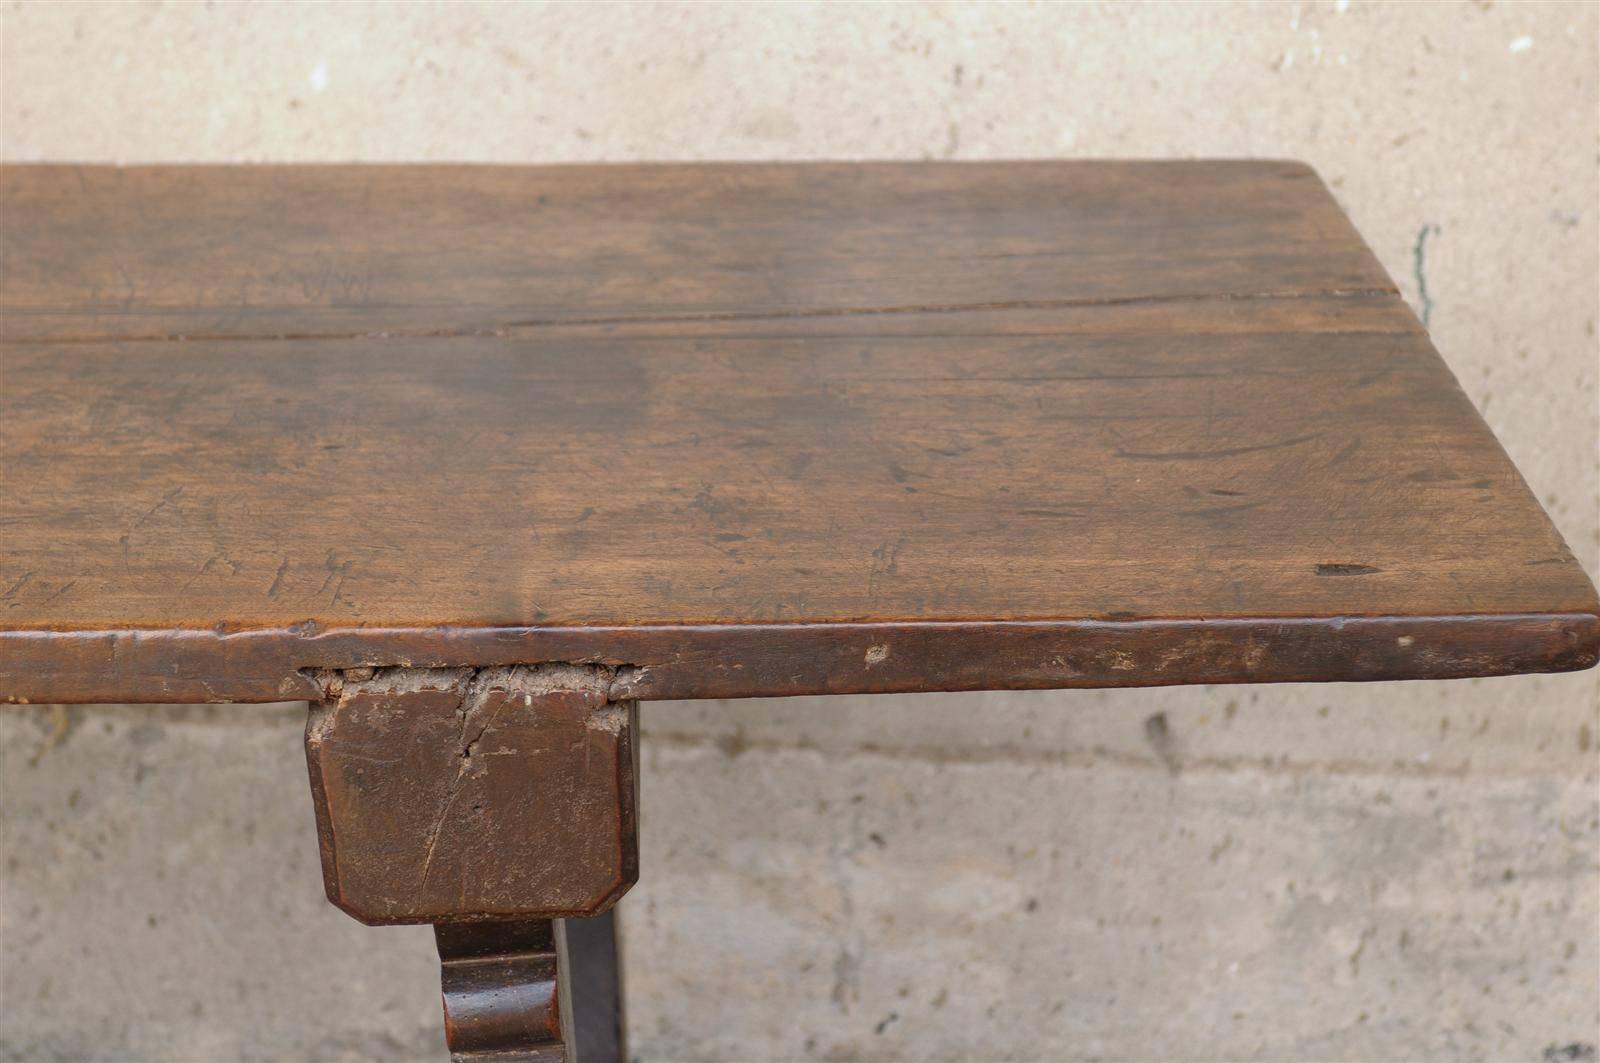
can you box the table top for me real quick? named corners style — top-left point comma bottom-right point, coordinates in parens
top-left (2, 161), bottom-right (1595, 704)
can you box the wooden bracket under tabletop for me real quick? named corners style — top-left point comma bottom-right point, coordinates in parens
top-left (304, 665), bottom-right (637, 1061)
top-left (435, 919), bottom-right (572, 1062)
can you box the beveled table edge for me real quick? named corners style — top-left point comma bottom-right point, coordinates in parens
top-left (2, 610), bottom-right (1595, 704)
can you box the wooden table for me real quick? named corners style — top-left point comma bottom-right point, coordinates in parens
top-left (3, 161), bottom-right (1595, 1060)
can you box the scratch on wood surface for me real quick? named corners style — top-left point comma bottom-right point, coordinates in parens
top-left (38, 579), bottom-right (78, 606)
top-left (1115, 433), bottom-right (1321, 461)
top-left (266, 556), bottom-right (290, 598)
top-left (130, 486), bottom-right (183, 529)
top-left (318, 662), bottom-right (631, 889)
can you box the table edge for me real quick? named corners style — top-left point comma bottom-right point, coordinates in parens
top-left (3, 611), bottom-right (1595, 705)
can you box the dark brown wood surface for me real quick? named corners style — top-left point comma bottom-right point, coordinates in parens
top-left (2, 162), bottom-right (1595, 702)
top-left (561, 910), bottom-right (625, 1063)
top-left (435, 919), bottom-right (572, 1062)
top-left (306, 665), bottom-right (638, 925)
top-left (433, 913), bottom-right (623, 1063)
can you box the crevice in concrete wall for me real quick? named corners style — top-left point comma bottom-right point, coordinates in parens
top-left (1412, 222), bottom-right (1441, 328)
top-left (642, 728), bottom-right (1528, 782)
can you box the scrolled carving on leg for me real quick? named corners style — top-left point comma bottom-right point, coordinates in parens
top-left (436, 919), bottom-right (573, 1063)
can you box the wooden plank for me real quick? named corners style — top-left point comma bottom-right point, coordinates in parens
top-left (1, 162), bottom-right (1594, 702)
top-left (0, 161), bottom-right (1392, 342)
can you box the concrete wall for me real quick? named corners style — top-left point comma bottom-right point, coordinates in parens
top-left (2, 3), bottom-right (1595, 1060)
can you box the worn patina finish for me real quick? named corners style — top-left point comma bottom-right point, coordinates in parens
top-left (3, 163), bottom-right (1596, 706)
top-left (2, 161), bottom-right (1595, 1061)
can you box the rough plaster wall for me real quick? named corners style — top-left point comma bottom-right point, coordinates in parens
top-left (0, 2), bottom-right (1595, 1060)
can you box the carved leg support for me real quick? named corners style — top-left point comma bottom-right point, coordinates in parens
top-left (305, 665), bottom-right (637, 1062)
top-left (433, 911), bottom-right (624, 1063)
top-left (436, 919), bottom-right (572, 1061)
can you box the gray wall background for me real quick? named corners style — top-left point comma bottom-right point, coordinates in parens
top-left (1, 3), bottom-right (1596, 1060)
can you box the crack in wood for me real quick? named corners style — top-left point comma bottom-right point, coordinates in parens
top-left (306, 662), bottom-right (639, 923)
top-left (2, 286), bottom-right (1402, 346)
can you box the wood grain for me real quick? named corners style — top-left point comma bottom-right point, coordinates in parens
top-left (1, 161), bottom-right (1389, 342)
top-left (2, 162), bottom-right (1594, 702)
top-left (435, 919), bottom-right (572, 1063)
top-left (305, 665), bottom-right (638, 924)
